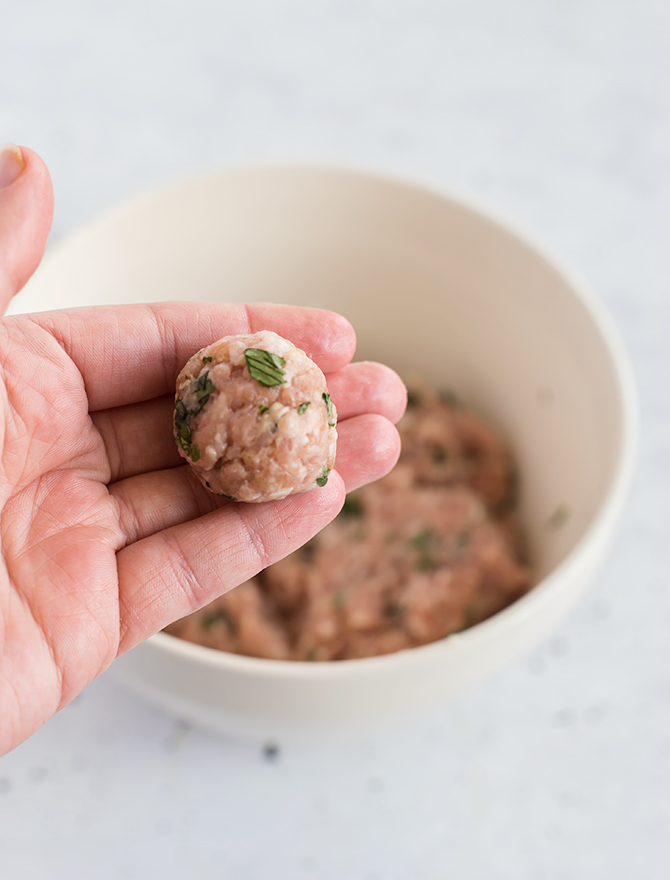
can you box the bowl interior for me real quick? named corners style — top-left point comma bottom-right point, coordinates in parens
top-left (11, 166), bottom-right (630, 587)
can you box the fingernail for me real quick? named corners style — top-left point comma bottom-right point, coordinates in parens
top-left (0, 144), bottom-right (26, 189)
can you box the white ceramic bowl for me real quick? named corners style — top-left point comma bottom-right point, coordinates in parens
top-left (11, 166), bottom-right (637, 740)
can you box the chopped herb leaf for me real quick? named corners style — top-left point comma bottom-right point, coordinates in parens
top-left (316, 468), bottom-right (331, 487)
top-left (454, 533), bottom-right (470, 553)
top-left (299, 540), bottom-right (317, 563)
top-left (340, 493), bottom-right (363, 518)
top-left (202, 356), bottom-right (213, 363)
top-left (382, 601), bottom-right (405, 620)
top-left (322, 392), bottom-right (335, 426)
top-left (193, 371), bottom-right (216, 403)
top-left (406, 389), bottom-right (422, 408)
top-left (415, 555), bottom-right (439, 572)
top-left (547, 504), bottom-right (571, 529)
top-left (297, 401), bottom-right (311, 415)
top-left (409, 526), bottom-right (439, 554)
top-left (201, 608), bottom-right (237, 633)
top-left (333, 590), bottom-right (346, 609)
top-left (190, 445), bottom-right (201, 462)
top-left (244, 348), bottom-right (286, 386)
top-left (218, 493), bottom-right (237, 502)
top-left (432, 445), bottom-right (448, 465)
top-left (439, 388), bottom-right (462, 408)
top-left (174, 400), bottom-right (193, 455)
top-left (304, 647), bottom-right (318, 661)
top-left (258, 404), bottom-right (269, 414)
top-left (179, 422), bottom-right (192, 444)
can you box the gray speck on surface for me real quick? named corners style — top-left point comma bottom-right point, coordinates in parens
top-left (554, 708), bottom-right (576, 728)
top-left (28, 766), bottom-right (48, 784)
top-left (262, 743), bottom-right (280, 762)
top-left (549, 636), bottom-right (569, 657)
top-left (162, 718), bottom-right (192, 753)
top-left (590, 599), bottom-right (611, 621)
top-left (584, 702), bottom-right (610, 725)
top-left (0, 778), bottom-right (12, 793)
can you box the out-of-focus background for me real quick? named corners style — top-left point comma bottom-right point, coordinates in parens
top-left (1, 2), bottom-right (669, 877)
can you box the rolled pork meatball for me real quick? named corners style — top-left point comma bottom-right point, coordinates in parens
top-left (173, 330), bottom-right (338, 503)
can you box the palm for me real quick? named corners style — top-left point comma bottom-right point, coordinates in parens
top-left (1, 316), bottom-right (121, 739)
top-left (0, 302), bottom-right (404, 754)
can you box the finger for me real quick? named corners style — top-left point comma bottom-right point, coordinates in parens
top-left (116, 472), bottom-right (346, 653)
top-left (94, 361), bottom-right (406, 482)
top-left (328, 361), bottom-right (407, 424)
top-left (110, 413), bottom-right (401, 544)
top-left (24, 301), bottom-right (356, 411)
top-left (335, 413), bottom-right (401, 492)
top-left (0, 145), bottom-right (54, 315)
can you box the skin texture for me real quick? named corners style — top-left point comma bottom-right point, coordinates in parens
top-left (0, 148), bottom-right (406, 755)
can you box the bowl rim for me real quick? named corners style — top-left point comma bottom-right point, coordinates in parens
top-left (41, 162), bottom-right (637, 678)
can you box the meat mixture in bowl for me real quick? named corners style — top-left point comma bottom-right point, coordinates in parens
top-left (165, 384), bottom-right (531, 660)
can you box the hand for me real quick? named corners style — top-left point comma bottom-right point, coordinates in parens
top-left (0, 146), bottom-right (406, 755)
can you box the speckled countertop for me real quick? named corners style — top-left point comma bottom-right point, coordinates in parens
top-left (1, 2), bottom-right (669, 877)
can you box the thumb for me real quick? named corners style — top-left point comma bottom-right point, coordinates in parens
top-left (0, 144), bottom-right (54, 316)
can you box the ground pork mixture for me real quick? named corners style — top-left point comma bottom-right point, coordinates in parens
top-left (165, 384), bottom-right (531, 660)
top-left (174, 330), bottom-right (337, 503)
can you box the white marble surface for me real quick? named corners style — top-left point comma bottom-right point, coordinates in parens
top-left (1, 1), bottom-right (669, 877)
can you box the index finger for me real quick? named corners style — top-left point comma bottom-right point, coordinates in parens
top-left (24, 301), bottom-right (356, 411)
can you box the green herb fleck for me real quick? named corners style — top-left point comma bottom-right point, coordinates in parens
top-left (414, 555), bottom-right (439, 572)
top-left (174, 399), bottom-right (193, 455)
top-left (193, 371), bottom-right (216, 405)
top-left (409, 526), bottom-right (438, 554)
top-left (190, 445), bottom-right (201, 462)
top-left (454, 533), bottom-right (470, 553)
top-left (258, 404), bottom-right (269, 414)
top-left (201, 608), bottom-right (237, 634)
top-left (218, 493), bottom-right (237, 502)
top-left (432, 445), bottom-right (448, 465)
top-left (340, 493), bottom-right (363, 518)
top-left (439, 388), bottom-right (462, 408)
top-left (322, 392), bottom-right (335, 426)
top-left (382, 601), bottom-right (405, 621)
top-left (179, 421), bottom-right (192, 444)
top-left (409, 527), bottom-right (441, 572)
top-left (316, 468), bottom-right (331, 487)
top-left (202, 356), bottom-right (213, 364)
top-left (304, 647), bottom-right (319, 662)
top-left (244, 348), bottom-right (286, 386)
top-left (406, 388), bottom-right (422, 408)
top-left (297, 401), bottom-right (311, 415)
top-left (333, 590), bottom-right (347, 610)
top-left (547, 504), bottom-right (571, 530)
top-left (299, 540), bottom-right (317, 563)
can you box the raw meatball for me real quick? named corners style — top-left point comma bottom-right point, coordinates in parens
top-left (174, 330), bottom-right (337, 503)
